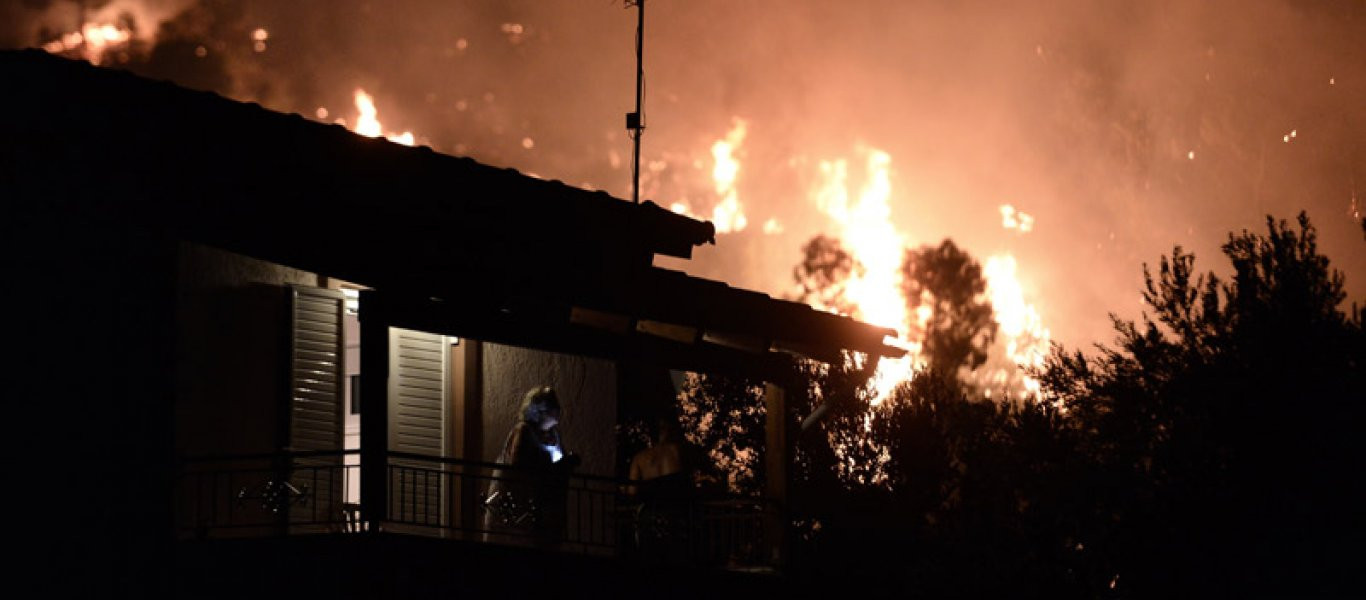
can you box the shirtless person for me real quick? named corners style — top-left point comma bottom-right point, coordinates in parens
top-left (629, 417), bottom-right (684, 488)
top-left (626, 417), bottom-right (692, 560)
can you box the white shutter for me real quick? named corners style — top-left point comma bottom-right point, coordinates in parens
top-left (287, 285), bottom-right (345, 527)
top-left (388, 327), bottom-right (448, 527)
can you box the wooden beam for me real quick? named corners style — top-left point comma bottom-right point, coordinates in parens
top-left (763, 382), bottom-right (788, 567)
top-left (358, 290), bottom-right (389, 529)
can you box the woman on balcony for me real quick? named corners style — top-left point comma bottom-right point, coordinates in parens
top-left (482, 386), bottom-right (579, 547)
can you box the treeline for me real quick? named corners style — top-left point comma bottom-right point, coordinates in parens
top-left (672, 213), bottom-right (1364, 596)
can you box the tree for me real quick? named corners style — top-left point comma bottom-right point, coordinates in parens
top-left (792, 234), bottom-right (858, 314)
top-left (1040, 213), bottom-right (1365, 595)
top-left (901, 239), bottom-right (997, 375)
top-left (675, 371), bottom-right (767, 495)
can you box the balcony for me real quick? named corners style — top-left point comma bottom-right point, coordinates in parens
top-left (175, 450), bottom-right (780, 572)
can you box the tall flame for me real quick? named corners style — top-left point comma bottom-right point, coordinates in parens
top-left (983, 254), bottom-right (1050, 398)
top-left (350, 89), bottom-right (416, 146)
top-left (710, 118), bottom-right (749, 233)
top-left (810, 147), bottom-right (915, 404)
top-left (804, 145), bottom-right (1050, 404)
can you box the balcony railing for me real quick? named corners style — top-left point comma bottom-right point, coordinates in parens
top-left (175, 450), bottom-right (779, 570)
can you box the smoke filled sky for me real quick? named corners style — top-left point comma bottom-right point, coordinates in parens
top-left (7, 0), bottom-right (1364, 348)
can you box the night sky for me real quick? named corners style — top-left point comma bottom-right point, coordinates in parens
top-left (6, 0), bottom-right (1364, 349)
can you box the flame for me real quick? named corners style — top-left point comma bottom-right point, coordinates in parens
top-left (809, 147), bottom-right (914, 404)
top-left (983, 255), bottom-right (1050, 397)
top-left (999, 204), bottom-right (1034, 233)
top-left (803, 147), bottom-right (1051, 404)
top-left (350, 89), bottom-right (416, 146)
top-left (710, 118), bottom-right (749, 233)
top-left (41, 22), bottom-right (133, 65)
top-left (37, 0), bottom-right (188, 65)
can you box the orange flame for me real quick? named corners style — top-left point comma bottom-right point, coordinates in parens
top-left (710, 118), bottom-right (749, 233)
top-left (983, 255), bottom-right (1050, 398)
top-left (349, 89), bottom-right (416, 146)
top-left (41, 23), bottom-right (133, 65)
top-left (809, 146), bottom-right (915, 404)
top-left (804, 146), bottom-right (1051, 404)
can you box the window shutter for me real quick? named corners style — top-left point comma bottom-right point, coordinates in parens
top-left (287, 285), bottom-right (345, 528)
top-left (388, 327), bottom-right (448, 527)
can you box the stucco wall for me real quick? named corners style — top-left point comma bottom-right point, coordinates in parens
top-left (481, 344), bottom-right (617, 477)
top-left (174, 242), bottom-right (319, 457)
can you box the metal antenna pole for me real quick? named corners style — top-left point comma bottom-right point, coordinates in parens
top-left (627, 0), bottom-right (645, 204)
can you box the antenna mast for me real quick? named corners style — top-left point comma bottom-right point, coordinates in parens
top-left (627, 0), bottom-right (646, 204)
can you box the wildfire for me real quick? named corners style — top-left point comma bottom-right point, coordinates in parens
top-left (348, 89), bottom-right (416, 146)
top-left (710, 118), bottom-right (749, 233)
top-left (983, 254), bottom-right (1050, 397)
top-left (41, 22), bottom-right (133, 65)
top-left (809, 147), bottom-right (915, 404)
top-left (802, 146), bottom-right (1051, 404)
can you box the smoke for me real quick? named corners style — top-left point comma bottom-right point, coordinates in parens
top-left (1, 0), bottom-right (195, 48)
top-left (6, 0), bottom-right (1364, 347)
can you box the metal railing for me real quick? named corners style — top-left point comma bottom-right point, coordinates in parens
top-left (175, 450), bottom-right (780, 570)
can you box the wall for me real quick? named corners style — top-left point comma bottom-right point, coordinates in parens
top-left (480, 344), bottom-right (617, 477)
top-left (173, 242), bottom-right (319, 457)
top-left (7, 212), bottom-right (179, 595)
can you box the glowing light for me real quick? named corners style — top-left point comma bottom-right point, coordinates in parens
top-left (41, 22), bottom-right (133, 65)
top-left (983, 255), bottom-right (1051, 397)
top-left (315, 107), bottom-right (329, 120)
top-left (1000, 204), bottom-right (1035, 233)
top-left (710, 118), bottom-right (749, 233)
top-left (350, 89), bottom-right (417, 146)
top-left (456, 38), bottom-right (468, 50)
top-left (810, 146), bottom-right (912, 404)
top-left (762, 218), bottom-right (784, 235)
top-left (500, 23), bottom-right (525, 43)
top-left (1187, 151), bottom-right (1196, 160)
top-left (522, 137), bottom-right (535, 149)
top-left (252, 28), bottom-right (269, 42)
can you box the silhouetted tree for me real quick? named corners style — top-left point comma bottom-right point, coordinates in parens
top-left (792, 234), bottom-right (858, 314)
top-left (902, 239), bottom-right (997, 375)
top-left (1040, 212), bottom-right (1365, 595)
top-left (675, 371), bottom-right (766, 495)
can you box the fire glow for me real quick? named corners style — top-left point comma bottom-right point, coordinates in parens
top-left (809, 147), bottom-right (915, 404)
top-left (802, 144), bottom-right (1050, 403)
top-left (348, 89), bottom-right (416, 146)
top-left (709, 118), bottom-right (749, 233)
top-left (41, 22), bottom-right (132, 65)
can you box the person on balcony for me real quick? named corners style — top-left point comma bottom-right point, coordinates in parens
top-left (627, 416), bottom-right (695, 561)
top-left (482, 386), bottom-right (579, 547)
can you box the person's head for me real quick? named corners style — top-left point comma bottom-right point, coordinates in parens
top-left (520, 386), bottom-right (561, 431)
top-left (655, 415), bottom-right (681, 444)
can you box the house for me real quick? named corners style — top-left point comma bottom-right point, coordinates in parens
top-left (1, 49), bottom-right (902, 596)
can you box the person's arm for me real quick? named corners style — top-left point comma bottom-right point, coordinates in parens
top-left (626, 453), bottom-right (643, 496)
top-left (502, 423), bottom-right (527, 465)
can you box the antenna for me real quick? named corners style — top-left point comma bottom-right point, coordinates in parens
top-left (626, 1), bottom-right (646, 204)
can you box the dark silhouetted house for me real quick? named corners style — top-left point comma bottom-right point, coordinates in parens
top-left (1, 49), bottom-right (902, 597)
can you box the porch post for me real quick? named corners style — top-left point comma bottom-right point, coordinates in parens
top-left (359, 290), bottom-right (389, 529)
top-left (763, 382), bottom-right (787, 567)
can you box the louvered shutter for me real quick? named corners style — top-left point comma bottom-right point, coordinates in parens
top-left (388, 327), bottom-right (448, 527)
top-left (287, 285), bottom-right (346, 528)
